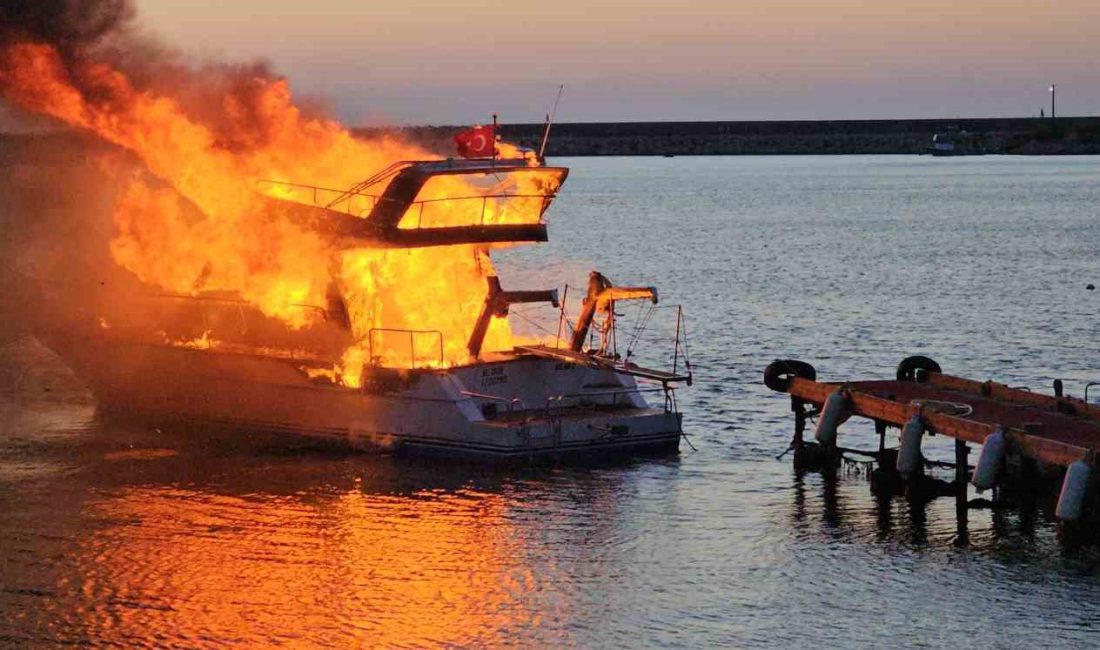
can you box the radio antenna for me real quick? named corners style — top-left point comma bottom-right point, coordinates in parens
top-left (538, 84), bottom-right (565, 161)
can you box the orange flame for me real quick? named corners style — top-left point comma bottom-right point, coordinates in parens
top-left (0, 40), bottom-right (557, 382)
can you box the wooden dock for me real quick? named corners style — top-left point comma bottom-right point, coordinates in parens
top-left (764, 357), bottom-right (1099, 522)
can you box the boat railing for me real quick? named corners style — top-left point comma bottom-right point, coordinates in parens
top-left (32, 275), bottom-right (332, 324)
top-left (365, 327), bottom-right (444, 369)
top-left (402, 192), bottom-right (554, 230)
top-left (143, 293), bottom-right (331, 330)
top-left (149, 291), bottom-right (327, 313)
top-left (175, 338), bottom-right (326, 362)
top-left (327, 160), bottom-right (419, 208)
top-left (79, 290), bottom-right (331, 332)
top-left (256, 183), bottom-right (556, 229)
top-left (1085, 382), bottom-right (1100, 404)
top-left (461, 386), bottom-right (668, 418)
top-left (547, 295), bottom-right (693, 386)
top-left (459, 391), bottom-right (527, 413)
top-left (256, 179), bottom-right (381, 217)
top-left (545, 387), bottom-right (667, 414)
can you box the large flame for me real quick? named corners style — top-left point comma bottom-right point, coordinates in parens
top-left (0, 39), bottom-right (556, 383)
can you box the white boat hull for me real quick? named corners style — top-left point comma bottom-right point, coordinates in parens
top-left (38, 332), bottom-right (682, 460)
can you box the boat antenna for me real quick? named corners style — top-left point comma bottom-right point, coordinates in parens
top-left (491, 112), bottom-right (498, 167)
top-left (538, 84), bottom-right (565, 161)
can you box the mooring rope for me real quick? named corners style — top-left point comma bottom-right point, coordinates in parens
top-left (909, 399), bottom-right (974, 417)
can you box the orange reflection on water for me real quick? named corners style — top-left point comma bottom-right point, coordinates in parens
top-left (69, 484), bottom-right (545, 646)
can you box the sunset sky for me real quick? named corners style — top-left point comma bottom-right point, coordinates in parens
top-left (139, 0), bottom-right (1099, 125)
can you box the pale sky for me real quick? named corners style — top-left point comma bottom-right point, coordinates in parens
top-left (137, 0), bottom-right (1099, 125)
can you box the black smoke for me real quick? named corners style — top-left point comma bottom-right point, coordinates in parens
top-left (0, 0), bottom-right (134, 54)
top-left (0, 1), bottom-right (138, 336)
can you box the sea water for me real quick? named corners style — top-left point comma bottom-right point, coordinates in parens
top-left (2, 155), bottom-right (1100, 646)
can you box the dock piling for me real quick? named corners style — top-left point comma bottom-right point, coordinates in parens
top-left (954, 439), bottom-right (970, 543)
top-left (954, 441), bottom-right (971, 546)
top-left (792, 397), bottom-right (805, 449)
top-left (954, 439), bottom-right (969, 486)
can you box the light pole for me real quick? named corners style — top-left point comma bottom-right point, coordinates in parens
top-left (1049, 84), bottom-right (1056, 119)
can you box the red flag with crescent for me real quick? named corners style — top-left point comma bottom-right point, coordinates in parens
top-left (454, 124), bottom-right (495, 158)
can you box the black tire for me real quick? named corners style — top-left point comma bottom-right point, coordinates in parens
top-left (896, 355), bottom-right (941, 382)
top-left (764, 359), bottom-right (817, 392)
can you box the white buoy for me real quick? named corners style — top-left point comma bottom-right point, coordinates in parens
top-left (814, 390), bottom-right (847, 446)
top-left (971, 429), bottom-right (1006, 491)
top-left (896, 414), bottom-right (925, 479)
top-left (1056, 459), bottom-right (1092, 522)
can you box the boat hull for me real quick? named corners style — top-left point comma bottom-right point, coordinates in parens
top-left (37, 331), bottom-right (682, 461)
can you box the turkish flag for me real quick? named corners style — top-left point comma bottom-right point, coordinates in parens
top-left (454, 125), bottom-right (496, 158)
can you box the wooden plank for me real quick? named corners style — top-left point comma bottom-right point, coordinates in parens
top-left (786, 376), bottom-right (1090, 468)
top-left (788, 377), bottom-right (914, 425)
top-left (926, 410), bottom-right (1087, 467)
top-left (786, 376), bottom-right (842, 405)
top-left (929, 372), bottom-right (1100, 419)
top-left (847, 390), bottom-right (911, 425)
top-left (1007, 432), bottom-right (1089, 468)
top-left (911, 410), bottom-right (991, 444)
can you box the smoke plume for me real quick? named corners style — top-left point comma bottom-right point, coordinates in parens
top-left (0, 0), bottom-right (548, 377)
top-left (0, 0), bottom-right (134, 54)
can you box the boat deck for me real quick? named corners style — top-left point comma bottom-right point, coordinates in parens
top-left (515, 344), bottom-right (691, 384)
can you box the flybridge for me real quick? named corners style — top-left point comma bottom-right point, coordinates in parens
top-left (261, 158), bottom-right (568, 248)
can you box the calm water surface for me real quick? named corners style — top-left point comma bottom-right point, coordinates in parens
top-left (3, 155), bottom-right (1100, 647)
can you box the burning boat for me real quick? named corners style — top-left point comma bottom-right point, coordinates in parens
top-left (0, 12), bottom-right (690, 459)
top-left (25, 155), bottom-right (692, 460)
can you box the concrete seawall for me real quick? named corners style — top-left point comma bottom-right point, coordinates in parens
top-left (359, 117), bottom-right (1100, 156)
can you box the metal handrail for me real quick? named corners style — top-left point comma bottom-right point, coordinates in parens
top-left (325, 160), bottom-right (418, 208)
top-left (1085, 382), bottom-right (1100, 404)
top-left (257, 179), bottom-right (381, 216)
top-left (260, 177), bottom-right (559, 226)
top-left (366, 328), bottom-right (444, 369)
top-left (551, 296), bottom-right (692, 386)
top-left (459, 391), bottom-right (527, 413)
top-left (411, 192), bottom-right (556, 205)
top-left (408, 192), bottom-right (554, 229)
top-left (113, 291), bottom-right (331, 323)
top-left (545, 387), bottom-right (666, 413)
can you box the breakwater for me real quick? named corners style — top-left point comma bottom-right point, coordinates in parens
top-left (359, 116), bottom-right (1100, 156)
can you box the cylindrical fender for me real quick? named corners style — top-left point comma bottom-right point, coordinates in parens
top-left (814, 390), bottom-right (848, 446)
top-left (1056, 459), bottom-right (1092, 522)
top-left (896, 414), bottom-right (925, 478)
top-left (971, 429), bottom-right (1006, 491)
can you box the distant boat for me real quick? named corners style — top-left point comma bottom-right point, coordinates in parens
top-left (926, 126), bottom-right (986, 156)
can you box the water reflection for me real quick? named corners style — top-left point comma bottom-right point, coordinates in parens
top-left (787, 459), bottom-right (1100, 572)
top-left (1, 411), bottom-right (665, 647)
top-left (791, 466), bottom-right (982, 549)
top-left (66, 481), bottom-right (529, 646)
